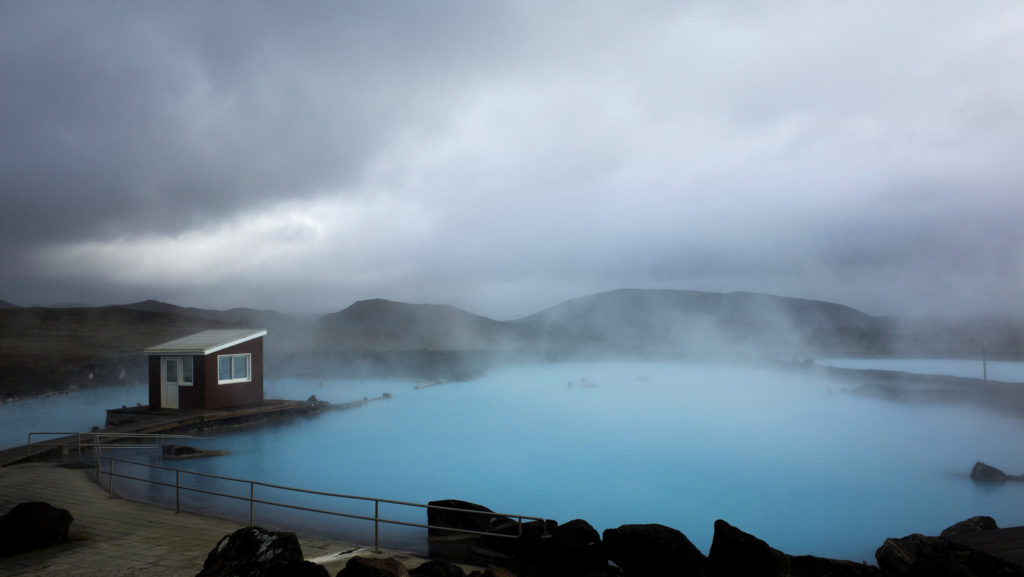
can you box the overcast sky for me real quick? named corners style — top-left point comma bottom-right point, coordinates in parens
top-left (2, 2), bottom-right (1022, 319)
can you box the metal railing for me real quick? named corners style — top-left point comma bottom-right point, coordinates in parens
top-left (99, 456), bottom-right (550, 551)
top-left (26, 432), bottom-right (210, 456)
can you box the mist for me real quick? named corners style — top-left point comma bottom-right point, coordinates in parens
top-left (2, 2), bottom-right (1023, 319)
top-left (94, 360), bottom-right (1024, 563)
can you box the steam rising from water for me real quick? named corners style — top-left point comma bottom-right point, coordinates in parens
top-left (222, 361), bottom-right (1024, 561)
top-left (7, 360), bottom-right (1022, 562)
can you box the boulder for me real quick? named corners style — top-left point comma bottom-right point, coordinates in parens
top-left (161, 444), bottom-right (229, 459)
top-left (497, 518), bottom-right (612, 577)
top-left (338, 556), bottom-right (411, 577)
top-left (411, 559), bottom-right (467, 577)
top-left (971, 461), bottom-right (1009, 482)
top-left (197, 526), bottom-right (324, 577)
top-left (707, 519), bottom-right (788, 577)
top-left (428, 500), bottom-right (516, 539)
top-left (466, 568), bottom-right (517, 577)
top-left (603, 523), bottom-right (706, 576)
top-left (875, 533), bottom-right (1024, 576)
top-left (265, 560), bottom-right (330, 577)
top-left (788, 555), bottom-right (881, 576)
top-left (546, 519), bottom-right (612, 576)
top-left (0, 501), bottom-right (74, 556)
top-left (940, 516), bottom-right (999, 539)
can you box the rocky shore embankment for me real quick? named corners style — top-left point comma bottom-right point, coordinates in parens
top-left (176, 506), bottom-right (1023, 577)
top-left (411, 498), bottom-right (1024, 577)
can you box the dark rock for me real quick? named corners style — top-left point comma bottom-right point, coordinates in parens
top-left (197, 526), bottom-right (308, 577)
top-left (603, 523), bottom-right (706, 576)
top-left (0, 501), bottom-right (74, 556)
top-left (466, 568), bottom-right (517, 577)
top-left (971, 461), bottom-right (1009, 482)
top-left (548, 519), bottom-right (612, 576)
top-left (337, 556), bottom-right (411, 577)
top-left (941, 516), bottom-right (999, 539)
top-left (266, 560), bottom-right (330, 577)
top-left (162, 444), bottom-right (229, 459)
top-left (788, 555), bottom-right (881, 576)
top-left (875, 533), bottom-right (1024, 576)
top-left (707, 519), bottom-right (788, 577)
top-left (495, 518), bottom-right (613, 577)
top-left (428, 500), bottom-right (515, 539)
top-left (411, 559), bottom-right (466, 577)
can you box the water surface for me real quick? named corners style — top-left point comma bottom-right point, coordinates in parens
top-left (108, 361), bottom-right (1024, 562)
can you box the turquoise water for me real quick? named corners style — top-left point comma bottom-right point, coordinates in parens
top-left (0, 383), bottom-right (146, 450)
top-left (106, 361), bottom-right (1024, 563)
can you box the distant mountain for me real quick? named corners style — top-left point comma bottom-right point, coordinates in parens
top-left (3, 289), bottom-right (1021, 398)
top-left (318, 299), bottom-right (511, 350)
top-left (512, 289), bottom-right (886, 357)
top-left (119, 300), bottom-right (294, 329)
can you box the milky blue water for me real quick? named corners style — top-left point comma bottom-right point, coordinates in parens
top-left (7, 361), bottom-right (1024, 563)
top-left (107, 361), bottom-right (1024, 562)
top-left (0, 383), bottom-right (146, 450)
top-left (816, 358), bottom-right (1024, 382)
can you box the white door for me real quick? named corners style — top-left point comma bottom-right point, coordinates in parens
top-left (161, 357), bottom-right (180, 409)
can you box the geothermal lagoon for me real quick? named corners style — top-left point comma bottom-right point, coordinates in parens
top-left (7, 360), bottom-right (1024, 563)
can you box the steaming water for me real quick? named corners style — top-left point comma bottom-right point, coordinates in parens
top-left (816, 358), bottom-right (1024, 382)
top-left (91, 361), bottom-right (1024, 563)
top-left (0, 383), bottom-right (145, 450)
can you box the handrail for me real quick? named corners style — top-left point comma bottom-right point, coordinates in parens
top-left (99, 456), bottom-right (550, 551)
top-left (26, 431), bottom-right (210, 456)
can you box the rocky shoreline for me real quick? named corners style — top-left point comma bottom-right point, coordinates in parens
top-left (413, 498), bottom-right (1024, 576)
top-left (179, 510), bottom-right (1024, 576)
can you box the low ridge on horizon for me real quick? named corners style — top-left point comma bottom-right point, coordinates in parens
top-left (17, 288), bottom-right (881, 322)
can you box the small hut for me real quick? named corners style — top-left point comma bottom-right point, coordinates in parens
top-left (144, 329), bottom-right (266, 410)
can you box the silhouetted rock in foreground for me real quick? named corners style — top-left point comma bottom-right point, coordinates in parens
top-left (788, 554), bottom-right (882, 576)
top-left (491, 518), bottom-right (613, 577)
top-left (161, 444), bottom-right (229, 459)
top-left (197, 526), bottom-right (327, 577)
top-left (941, 516), bottom-right (999, 539)
top-left (411, 559), bottom-right (467, 577)
top-left (708, 519), bottom-right (789, 577)
top-left (338, 556), bottom-right (411, 577)
top-left (0, 501), bottom-right (73, 556)
top-left (708, 519), bottom-right (881, 577)
top-left (428, 500), bottom-right (515, 540)
top-left (971, 461), bottom-right (1024, 482)
top-left (603, 523), bottom-right (706, 576)
top-left (875, 533), bottom-right (1024, 576)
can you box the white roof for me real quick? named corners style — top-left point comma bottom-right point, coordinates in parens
top-left (144, 329), bottom-right (267, 356)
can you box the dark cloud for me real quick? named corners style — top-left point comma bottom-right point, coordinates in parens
top-left (1, 1), bottom-right (1022, 319)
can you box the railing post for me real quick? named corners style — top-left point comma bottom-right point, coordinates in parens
top-left (26, 433), bottom-right (32, 456)
top-left (108, 459), bottom-right (114, 496)
top-left (374, 500), bottom-right (380, 552)
top-left (249, 482), bottom-right (255, 527)
top-left (176, 470), bottom-right (181, 514)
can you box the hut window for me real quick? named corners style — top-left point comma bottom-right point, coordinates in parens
top-left (217, 353), bottom-right (251, 384)
top-left (164, 356), bottom-right (193, 386)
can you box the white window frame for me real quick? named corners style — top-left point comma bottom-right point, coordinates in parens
top-left (217, 353), bottom-right (251, 385)
top-left (163, 356), bottom-right (194, 387)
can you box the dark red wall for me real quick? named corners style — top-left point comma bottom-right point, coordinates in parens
top-left (147, 336), bottom-right (264, 410)
top-left (148, 356), bottom-right (160, 408)
top-left (197, 337), bottom-right (264, 410)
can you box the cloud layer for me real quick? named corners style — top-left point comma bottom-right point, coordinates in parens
top-left (2, 1), bottom-right (1022, 318)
